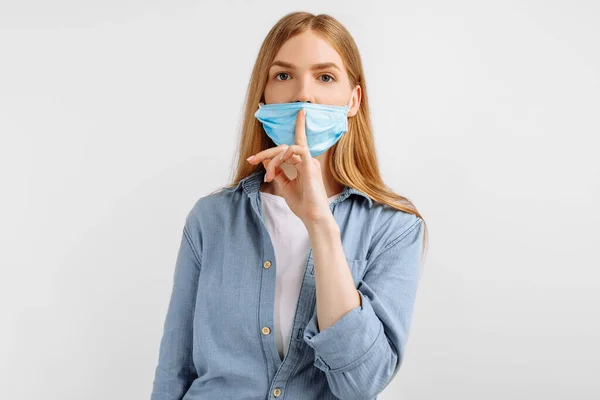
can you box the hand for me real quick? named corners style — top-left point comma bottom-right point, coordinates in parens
top-left (246, 108), bottom-right (332, 225)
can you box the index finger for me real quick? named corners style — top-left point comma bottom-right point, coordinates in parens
top-left (295, 108), bottom-right (308, 149)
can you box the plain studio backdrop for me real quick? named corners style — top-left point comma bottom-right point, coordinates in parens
top-left (1, 1), bottom-right (599, 399)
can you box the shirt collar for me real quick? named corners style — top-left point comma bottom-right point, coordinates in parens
top-left (229, 169), bottom-right (373, 208)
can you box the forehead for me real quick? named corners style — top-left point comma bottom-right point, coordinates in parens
top-left (273, 30), bottom-right (345, 70)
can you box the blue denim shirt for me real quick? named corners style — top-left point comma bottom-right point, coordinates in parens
top-left (151, 169), bottom-right (424, 400)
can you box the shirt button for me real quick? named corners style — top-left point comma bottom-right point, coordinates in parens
top-left (273, 388), bottom-right (281, 397)
top-left (262, 326), bottom-right (271, 335)
top-left (263, 261), bottom-right (272, 269)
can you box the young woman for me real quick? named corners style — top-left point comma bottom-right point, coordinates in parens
top-left (151, 11), bottom-right (428, 400)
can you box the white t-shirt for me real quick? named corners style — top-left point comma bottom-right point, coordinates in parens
top-left (259, 190), bottom-right (342, 360)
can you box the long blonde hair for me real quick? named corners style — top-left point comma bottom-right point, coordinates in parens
top-left (215, 11), bottom-right (428, 262)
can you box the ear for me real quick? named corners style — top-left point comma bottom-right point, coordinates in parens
top-left (348, 85), bottom-right (362, 117)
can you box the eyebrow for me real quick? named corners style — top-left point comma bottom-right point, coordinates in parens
top-left (269, 60), bottom-right (342, 72)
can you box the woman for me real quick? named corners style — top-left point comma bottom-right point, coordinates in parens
top-left (151, 11), bottom-right (428, 400)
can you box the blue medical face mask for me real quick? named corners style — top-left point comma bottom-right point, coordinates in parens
top-left (254, 95), bottom-right (353, 157)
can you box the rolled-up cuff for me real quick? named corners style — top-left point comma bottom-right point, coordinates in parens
top-left (303, 290), bottom-right (383, 372)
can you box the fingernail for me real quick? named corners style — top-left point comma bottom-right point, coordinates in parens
top-left (303, 108), bottom-right (306, 116)
top-left (246, 155), bottom-right (254, 161)
top-left (264, 174), bottom-right (267, 182)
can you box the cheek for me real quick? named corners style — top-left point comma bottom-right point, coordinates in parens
top-left (263, 84), bottom-right (289, 104)
top-left (262, 83), bottom-right (271, 101)
top-left (319, 94), bottom-right (344, 107)
top-left (263, 82), bottom-right (278, 102)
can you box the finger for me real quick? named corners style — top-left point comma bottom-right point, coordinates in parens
top-left (264, 148), bottom-right (303, 182)
top-left (264, 148), bottom-right (303, 181)
top-left (278, 147), bottom-right (303, 166)
top-left (295, 108), bottom-right (308, 149)
top-left (265, 148), bottom-right (287, 181)
top-left (284, 153), bottom-right (303, 166)
top-left (281, 144), bottom-right (311, 166)
top-left (261, 158), bottom-right (272, 172)
top-left (275, 145), bottom-right (303, 166)
top-left (246, 144), bottom-right (289, 164)
top-left (266, 147), bottom-right (303, 178)
top-left (272, 165), bottom-right (291, 187)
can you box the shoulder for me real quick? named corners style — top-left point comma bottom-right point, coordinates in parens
top-left (367, 201), bottom-right (424, 255)
top-left (183, 186), bottom-right (240, 231)
top-left (179, 187), bottom-right (242, 254)
top-left (373, 200), bottom-right (422, 233)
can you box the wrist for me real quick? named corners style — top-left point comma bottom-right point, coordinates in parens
top-left (305, 214), bottom-right (339, 237)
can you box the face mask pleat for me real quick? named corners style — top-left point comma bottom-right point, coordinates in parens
top-left (254, 100), bottom-right (351, 158)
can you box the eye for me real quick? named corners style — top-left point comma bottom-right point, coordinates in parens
top-left (275, 72), bottom-right (290, 81)
top-left (274, 72), bottom-right (336, 83)
top-left (319, 74), bottom-right (335, 83)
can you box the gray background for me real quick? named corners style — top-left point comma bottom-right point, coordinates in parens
top-left (1, 1), bottom-right (598, 399)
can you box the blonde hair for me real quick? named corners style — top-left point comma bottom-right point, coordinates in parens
top-left (215, 11), bottom-right (428, 262)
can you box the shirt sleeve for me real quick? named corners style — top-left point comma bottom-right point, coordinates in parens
top-left (150, 224), bottom-right (201, 400)
top-left (302, 215), bottom-right (424, 400)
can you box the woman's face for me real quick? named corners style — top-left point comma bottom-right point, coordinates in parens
top-left (263, 30), bottom-right (361, 117)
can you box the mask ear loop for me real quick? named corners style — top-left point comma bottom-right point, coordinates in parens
top-left (346, 91), bottom-right (354, 115)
